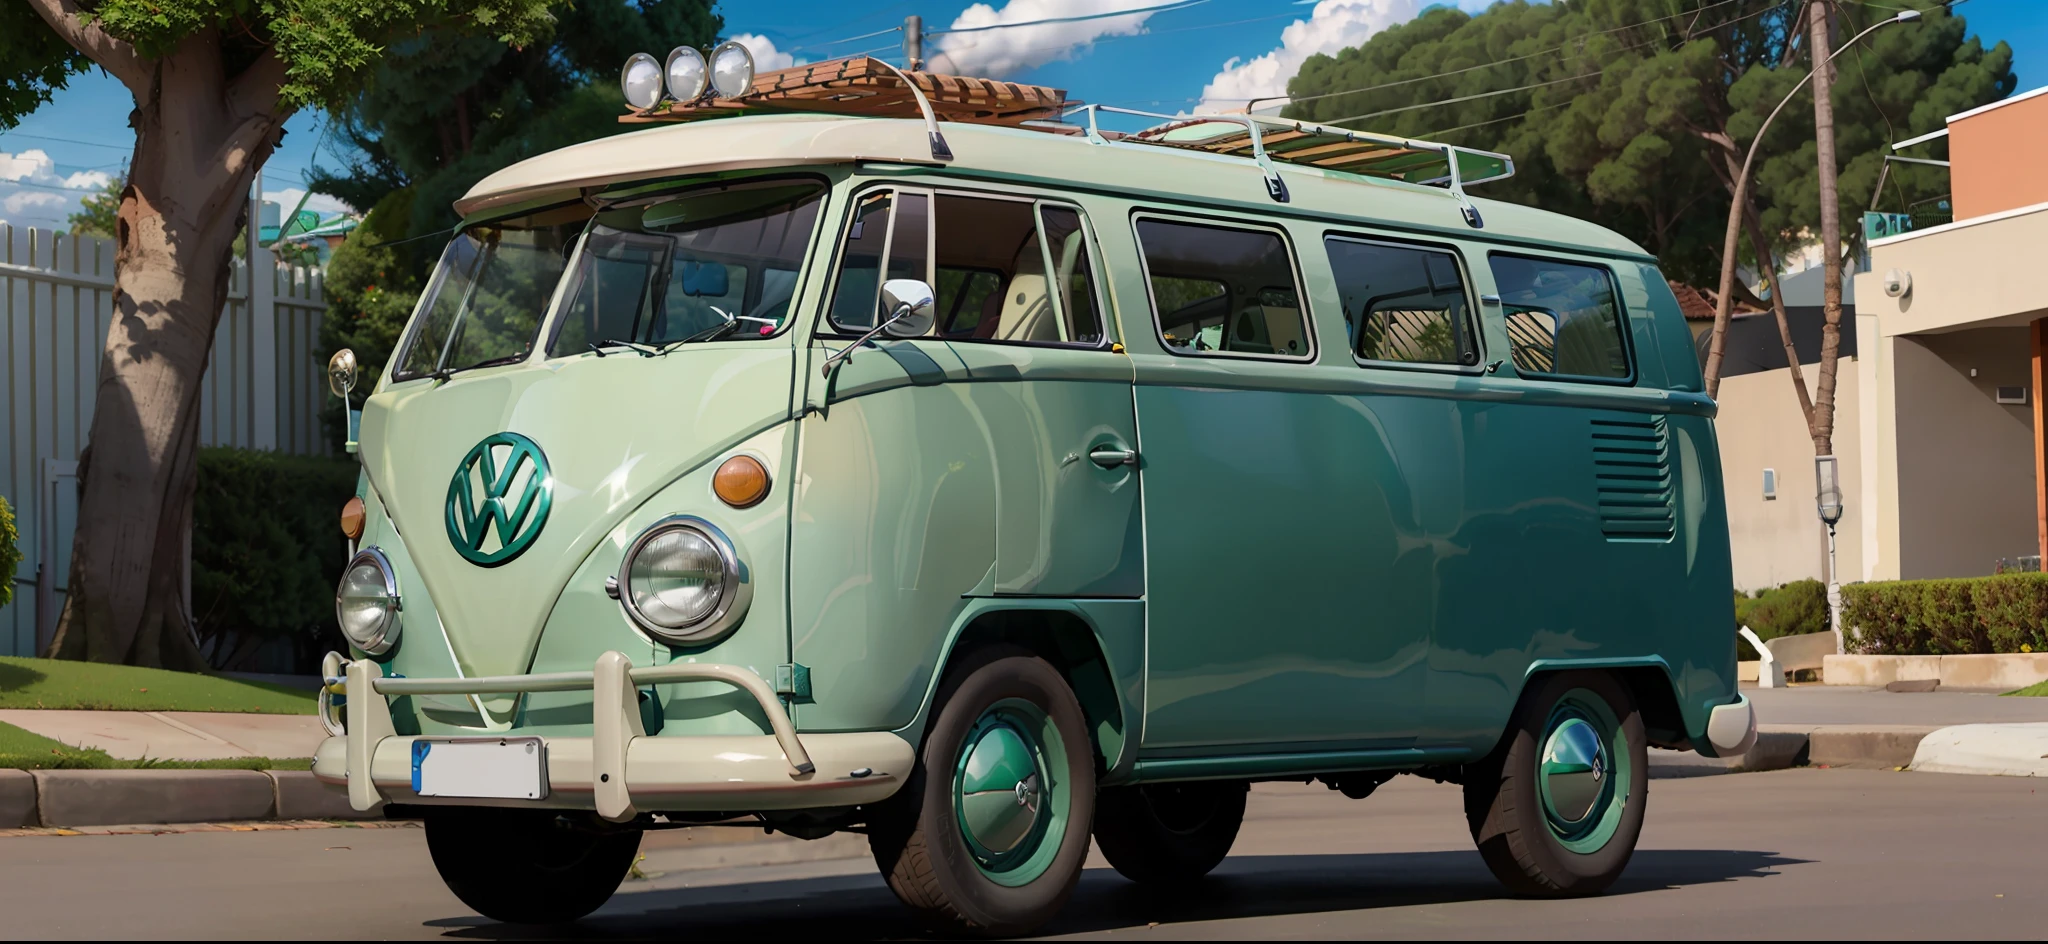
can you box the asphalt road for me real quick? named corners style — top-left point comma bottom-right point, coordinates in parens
top-left (4, 768), bottom-right (2042, 940)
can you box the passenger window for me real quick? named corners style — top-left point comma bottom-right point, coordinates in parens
top-left (1136, 219), bottom-right (1309, 358)
top-left (829, 188), bottom-right (1104, 345)
top-left (1324, 236), bottom-right (1478, 367)
top-left (1490, 255), bottom-right (1630, 380)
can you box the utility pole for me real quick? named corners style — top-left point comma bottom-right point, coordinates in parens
top-left (1809, 0), bottom-right (1845, 460)
top-left (904, 15), bottom-right (924, 71)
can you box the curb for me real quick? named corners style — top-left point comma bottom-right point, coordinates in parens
top-left (0, 770), bottom-right (377, 829)
top-left (1909, 723), bottom-right (2048, 777)
top-left (1653, 724), bottom-right (1945, 776)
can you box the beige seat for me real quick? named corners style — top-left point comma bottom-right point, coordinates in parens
top-left (994, 241), bottom-right (1062, 343)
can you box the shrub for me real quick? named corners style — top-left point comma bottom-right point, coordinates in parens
top-left (191, 448), bottom-right (360, 672)
top-left (1733, 579), bottom-right (1830, 659)
top-left (1841, 573), bottom-right (2048, 655)
top-left (0, 496), bottom-right (18, 609)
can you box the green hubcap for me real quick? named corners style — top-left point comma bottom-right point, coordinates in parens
top-left (954, 698), bottom-right (1067, 886)
top-left (1536, 691), bottom-right (1631, 854)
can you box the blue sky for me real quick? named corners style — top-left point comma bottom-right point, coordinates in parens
top-left (2, 0), bottom-right (2043, 230)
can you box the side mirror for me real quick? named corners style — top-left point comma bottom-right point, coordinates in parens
top-left (327, 349), bottom-right (362, 455)
top-left (327, 348), bottom-right (359, 400)
top-left (879, 279), bottom-right (936, 338)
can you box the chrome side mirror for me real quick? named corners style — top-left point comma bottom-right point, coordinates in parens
top-left (879, 279), bottom-right (936, 338)
top-left (327, 348), bottom-right (359, 399)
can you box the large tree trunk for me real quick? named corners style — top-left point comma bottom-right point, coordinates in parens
top-left (37, 24), bottom-right (292, 667)
top-left (1807, 1), bottom-right (1846, 458)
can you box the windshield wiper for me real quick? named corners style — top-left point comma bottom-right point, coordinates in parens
top-left (588, 338), bottom-right (658, 358)
top-left (654, 306), bottom-right (742, 354)
top-left (428, 352), bottom-right (528, 382)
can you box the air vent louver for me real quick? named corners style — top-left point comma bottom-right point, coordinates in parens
top-left (1592, 416), bottom-right (1674, 541)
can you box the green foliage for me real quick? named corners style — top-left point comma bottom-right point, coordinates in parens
top-left (2005, 679), bottom-right (2048, 697)
top-left (308, 1), bottom-right (722, 242)
top-left (0, 4), bottom-right (88, 130)
top-left (1840, 573), bottom-right (2048, 655)
top-left (1283, 1), bottom-right (2015, 286)
top-left (190, 448), bottom-right (360, 671)
top-left (1733, 579), bottom-right (1829, 659)
top-left (0, 656), bottom-right (314, 713)
top-left (0, 495), bottom-right (19, 609)
top-left (66, 172), bottom-right (124, 240)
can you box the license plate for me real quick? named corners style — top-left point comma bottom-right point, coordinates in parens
top-left (411, 737), bottom-right (549, 800)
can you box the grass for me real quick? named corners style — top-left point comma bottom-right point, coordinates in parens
top-left (0, 719), bottom-right (310, 770)
top-left (0, 656), bottom-right (314, 714)
top-left (2001, 679), bottom-right (2048, 697)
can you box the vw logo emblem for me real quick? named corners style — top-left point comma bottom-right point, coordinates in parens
top-left (445, 432), bottom-right (553, 567)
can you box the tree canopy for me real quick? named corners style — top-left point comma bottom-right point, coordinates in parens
top-left (1284, 0), bottom-right (2014, 288)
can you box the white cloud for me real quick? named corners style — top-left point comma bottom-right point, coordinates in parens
top-left (727, 33), bottom-right (798, 72)
top-left (931, 0), bottom-right (1170, 78)
top-left (0, 149), bottom-right (116, 228)
top-left (3, 190), bottom-right (66, 216)
top-left (263, 188), bottom-right (356, 220)
top-left (1198, 0), bottom-right (1425, 114)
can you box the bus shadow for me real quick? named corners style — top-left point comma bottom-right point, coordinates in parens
top-left (427, 848), bottom-right (1803, 940)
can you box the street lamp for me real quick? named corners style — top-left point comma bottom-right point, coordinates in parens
top-left (1816, 454), bottom-right (1845, 651)
top-left (1702, 7), bottom-right (1922, 390)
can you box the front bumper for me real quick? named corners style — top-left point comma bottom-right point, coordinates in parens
top-left (314, 651), bottom-right (913, 820)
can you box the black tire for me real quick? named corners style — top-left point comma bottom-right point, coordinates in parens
top-left (1463, 670), bottom-right (1647, 897)
top-left (424, 807), bottom-right (642, 924)
top-left (869, 644), bottom-right (1097, 937)
top-left (1093, 780), bottom-right (1248, 884)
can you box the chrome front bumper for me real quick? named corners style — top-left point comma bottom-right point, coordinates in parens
top-left (314, 651), bottom-right (913, 821)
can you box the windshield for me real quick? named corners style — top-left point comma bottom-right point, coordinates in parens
top-left (393, 206), bottom-right (587, 380)
top-left (547, 178), bottom-right (826, 355)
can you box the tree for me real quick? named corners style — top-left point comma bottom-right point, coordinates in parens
top-left (1, 0), bottom-right (561, 667)
top-left (67, 170), bottom-right (124, 240)
top-left (1283, 1), bottom-right (2010, 302)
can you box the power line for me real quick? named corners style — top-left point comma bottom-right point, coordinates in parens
top-left (1322, 73), bottom-right (1601, 128)
top-left (0, 130), bottom-right (133, 151)
top-left (929, 0), bottom-right (1209, 36)
top-left (793, 25), bottom-right (902, 52)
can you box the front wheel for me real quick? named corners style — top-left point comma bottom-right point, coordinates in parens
top-left (869, 645), bottom-right (1096, 937)
top-left (1463, 670), bottom-right (1646, 897)
top-left (424, 808), bottom-right (642, 924)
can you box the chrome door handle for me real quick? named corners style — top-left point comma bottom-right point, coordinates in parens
top-left (1088, 445), bottom-right (1138, 468)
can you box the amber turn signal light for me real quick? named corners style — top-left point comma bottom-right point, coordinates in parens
top-left (713, 455), bottom-right (770, 508)
top-left (340, 496), bottom-right (367, 541)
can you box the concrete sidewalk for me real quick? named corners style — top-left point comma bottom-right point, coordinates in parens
top-left (0, 710), bottom-right (324, 760)
top-left (1650, 683), bottom-right (2048, 778)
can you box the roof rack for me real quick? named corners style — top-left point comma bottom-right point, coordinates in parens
top-left (621, 56), bottom-right (1512, 225)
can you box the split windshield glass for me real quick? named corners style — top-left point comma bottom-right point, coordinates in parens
top-left (392, 205), bottom-right (588, 381)
top-left (547, 178), bottom-right (827, 355)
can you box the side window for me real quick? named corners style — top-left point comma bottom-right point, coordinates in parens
top-left (1490, 254), bottom-right (1630, 380)
top-left (1324, 236), bottom-right (1478, 367)
top-left (1136, 218), bottom-right (1310, 358)
top-left (828, 187), bottom-right (1104, 345)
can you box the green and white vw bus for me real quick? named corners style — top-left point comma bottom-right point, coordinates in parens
top-left (317, 54), bottom-right (1755, 935)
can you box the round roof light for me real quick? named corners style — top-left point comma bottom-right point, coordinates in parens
top-left (621, 52), bottom-right (663, 110)
top-left (709, 40), bottom-right (755, 99)
top-left (665, 46), bottom-right (709, 103)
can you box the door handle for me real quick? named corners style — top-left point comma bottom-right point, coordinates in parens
top-left (1088, 445), bottom-right (1138, 468)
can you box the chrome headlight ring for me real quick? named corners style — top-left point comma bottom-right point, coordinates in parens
top-left (335, 547), bottom-right (401, 656)
top-left (616, 516), bottom-right (751, 646)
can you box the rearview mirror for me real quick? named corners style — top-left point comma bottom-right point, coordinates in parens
top-left (880, 279), bottom-right (936, 338)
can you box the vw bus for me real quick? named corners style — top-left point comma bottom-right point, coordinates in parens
top-left (317, 52), bottom-right (1756, 935)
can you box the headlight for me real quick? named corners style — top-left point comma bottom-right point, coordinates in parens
top-left (709, 40), bottom-right (754, 99)
top-left (665, 46), bottom-right (708, 103)
top-left (617, 516), bottom-right (750, 644)
top-left (621, 52), bottom-right (663, 110)
top-left (336, 548), bottom-right (400, 655)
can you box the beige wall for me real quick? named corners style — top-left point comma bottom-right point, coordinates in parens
top-left (1717, 363), bottom-right (1862, 591)
top-left (1860, 204), bottom-right (2048, 337)
top-left (1891, 330), bottom-right (2037, 578)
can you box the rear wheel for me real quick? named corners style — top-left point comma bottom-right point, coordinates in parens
top-left (869, 645), bottom-right (1096, 936)
top-left (1463, 670), bottom-right (1646, 897)
top-left (424, 807), bottom-right (641, 924)
top-left (1093, 780), bottom-right (1247, 884)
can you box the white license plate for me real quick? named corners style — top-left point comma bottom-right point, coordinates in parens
top-left (411, 737), bottom-right (549, 800)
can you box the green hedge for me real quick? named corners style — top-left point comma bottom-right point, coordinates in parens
top-left (1733, 579), bottom-right (1829, 659)
top-left (0, 495), bottom-right (18, 609)
top-left (1840, 573), bottom-right (2048, 655)
top-left (192, 448), bottom-right (360, 670)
